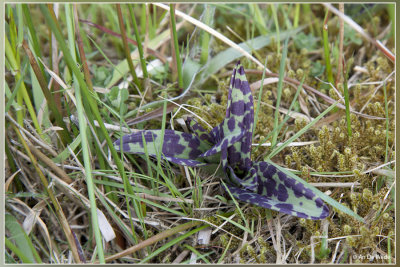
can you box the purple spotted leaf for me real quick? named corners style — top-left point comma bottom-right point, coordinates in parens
top-left (114, 130), bottom-right (210, 166)
top-left (224, 161), bottom-right (329, 219)
top-left (114, 60), bottom-right (333, 220)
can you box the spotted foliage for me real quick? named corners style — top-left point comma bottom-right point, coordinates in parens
top-left (114, 61), bottom-right (329, 220)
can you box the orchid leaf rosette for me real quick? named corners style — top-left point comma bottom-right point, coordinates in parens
top-left (114, 61), bottom-right (331, 220)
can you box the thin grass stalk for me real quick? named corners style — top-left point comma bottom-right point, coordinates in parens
top-left (95, 187), bottom-right (137, 246)
top-left (335, 3), bottom-right (345, 86)
top-left (47, 4), bottom-right (63, 113)
top-left (217, 237), bottom-right (232, 263)
top-left (21, 40), bottom-right (72, 145)
top-left (65, 3), bottom-right (105, 262)
top-left (170, 4), bottom-right (184, 90)
top-left (5, 58), bottom-right (28, 113)
top-left (140, 4), bottom-right (147, 40)
top-left (200, 5), bottom-right (213, 64)
top-left (156, 98), bottom-right (168, 190)
top-left (293, 4), bottom-right (300, 28)
top-left (5, 36), bottom-right (42, 135)
top-left (250, 4), bottom-right (267, 35)
top-left (269, 99), bottom-right (340, 159)
top-left (128, 4), bottom-right (148, 79)
top-left (16, 5), bottom-right (24, 44)
top-left (323, 3), bottom-right (395, 63)
top-left (343, 83), bottom-right (352, 137)
top-left (271, 38), bottom-right (288, 148)
top-left (72, 5), bottom-right (117, 204)
top-left (270, 4), bottom-right (280, 53)
top-left (116, 4), bottom-right (142, 92)
top-left (42, 4), bottom-right (143, 254)
top-left (22, 4), bottom-right (45, 77)
top-left (11, 124), bottom-right (81, 263)
top-left (7, 8), bottom-right (18, 62)
top-left (387, 234), bottom-right (392, 264)
top-left (118, 122), bottom-right (140, 246)
top-left (255, 75), bottom-right (305, 155)
top-left (102, 220), bottom-right (203, 263)
top-left (71, 58), bottom-right (106, 263)
top-left (152, 4), bottom-right (158, 38)
top-left (73, 5), bottom-right (93, 91)
top-left (183, 244), bottom-right (212, 264)
top-left (383, 81), bottom-right (389, 164)
top-left (220, 180), bottom-right (251, 233)
top-left (342, 60), bottom-right (352, 137)
top-left (252, 57), bottom-right (268, 141)
top-left (73, 9), bottom-right (120, 202)
top-left (387, 4), bottom-right (394, 40)
top-left (323, 9), bottom-right (334, 85)
top-left (4, 138), bottom-right (20, 187)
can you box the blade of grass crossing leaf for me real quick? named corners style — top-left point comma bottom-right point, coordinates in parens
top-left (155, 99), bottom-right (168, 192)
top-left (139, 224), bottom-right (209, 263)
top-left (118, 119), bottom-right (140, 245)
top-left (216, 214), bottom-right (253, 236)
top-left (221, 180), bottom-right (252, 235)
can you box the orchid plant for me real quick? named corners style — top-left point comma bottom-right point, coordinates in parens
top-left (114, 61), bottom-right (331, 220)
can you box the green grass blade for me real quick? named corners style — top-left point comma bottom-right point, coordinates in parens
top-left (170, 4), bottom-right (184, 89)
top-left (198, 27), bottom-right (303, 84)
top-left (322, 9), bottom-right (334, 84)
top-left (128, 4), bottom-right (148, 79)
top-left (268, 99), bottom-right (340, 159)
top-left (139, 224), bottom-right (208, 263)
top-left (271, 37), bottom-right (289, 147)
top-left (270, 4), bottom-right (280, 53)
